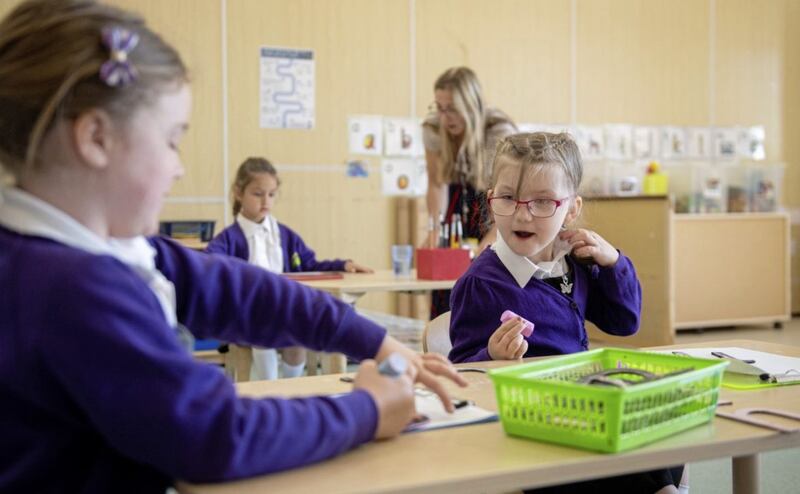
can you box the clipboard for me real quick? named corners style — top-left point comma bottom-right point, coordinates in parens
top-left (655, 347), bottom-right (800, 390)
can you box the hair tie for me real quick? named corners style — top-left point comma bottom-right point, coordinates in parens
top-left (100, 26), bottom-right (139, 87)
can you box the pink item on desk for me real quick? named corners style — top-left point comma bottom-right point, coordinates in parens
top-left (500, 310), bottom-right (534, 337)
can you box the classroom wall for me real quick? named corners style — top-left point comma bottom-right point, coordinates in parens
top-left (1, 0), bottom-right (798, 314)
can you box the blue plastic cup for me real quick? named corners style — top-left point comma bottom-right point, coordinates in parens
top-left (391, 244), bottom-right (413, 277)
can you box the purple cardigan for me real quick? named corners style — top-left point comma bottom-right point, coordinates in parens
top-left (206, 221), bottom-right (346, 272)
top-left (449, 249), bottom-right (641, 363)
top-left (0, 226), bottom-right (385, 492)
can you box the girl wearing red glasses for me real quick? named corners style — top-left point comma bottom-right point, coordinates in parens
top-left (448, 132), bottom-right (683, 494)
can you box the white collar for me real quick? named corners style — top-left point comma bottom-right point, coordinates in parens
top-left (491, 232), bottom-right (572, 288)
top-left (0, 186), bottom-right (177, 326)
top-left (0, 186), bottom-right (150, 262)
top-left (237, 213), bottom-right (276, 238)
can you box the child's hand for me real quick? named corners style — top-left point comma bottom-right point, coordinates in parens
top-left (559, 228), bottom-right (619, 267)
top-left (353, 359), bottom-right (416, 439)
top-left (374, 336), bottom-right (467, 413)
top-left (488, 317), bottom-right (529, 360)
top-left (344, 260), bottom-right (374, 273)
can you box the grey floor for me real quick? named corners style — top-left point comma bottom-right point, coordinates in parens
top-left (673, 318), bottom-right (800, 494)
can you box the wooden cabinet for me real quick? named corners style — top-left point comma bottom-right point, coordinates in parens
top-left (582, 197), bottom-right (674, 347)
top-left (584, 197), bottom-right (791, 347)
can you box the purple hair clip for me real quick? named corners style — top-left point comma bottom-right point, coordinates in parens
top-left (100, 26), bottom-right (139, 87)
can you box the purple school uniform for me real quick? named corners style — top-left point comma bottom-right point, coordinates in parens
top-left (0, 226), bottom-right (384, 492)
top-left (206, 221), bottom-right (346, 272)
top-left (448, 248), bottom-right (641, 363)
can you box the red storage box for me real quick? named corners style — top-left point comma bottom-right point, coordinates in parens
top-left (416, 248), bottom-right (471, 280)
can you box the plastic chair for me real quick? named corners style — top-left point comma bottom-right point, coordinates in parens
top-left (422, 311), bottom-right (452, 356)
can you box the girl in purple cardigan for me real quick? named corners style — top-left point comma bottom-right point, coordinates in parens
top-left (0, 2), bottom-right (464, 491)
top-left (207, 158), bottom-right (374, 380)
top-left (449, 132), bottom-right (683, 493)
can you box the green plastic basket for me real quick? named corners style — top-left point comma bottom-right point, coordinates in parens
top-left (488, 348), bottom-right (728, 453)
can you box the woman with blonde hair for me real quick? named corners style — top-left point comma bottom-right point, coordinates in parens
top-left (422, 66), bottom-right (516, 316)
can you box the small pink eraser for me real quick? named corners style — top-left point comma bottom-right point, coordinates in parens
top-left (500, 310), bottom-right (534, 337)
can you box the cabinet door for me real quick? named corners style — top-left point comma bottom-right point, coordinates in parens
top-left (674, 213), bottom-right (790, 327)
top-left (583, 197), bottom-right (673, 346)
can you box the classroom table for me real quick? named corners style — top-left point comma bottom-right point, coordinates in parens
top-left (179, 339), bottom-right (800, 494)
top-left (297, 269), bottom-right (457, 374)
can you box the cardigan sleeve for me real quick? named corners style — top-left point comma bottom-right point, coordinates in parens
top-left (37, 253), bottom-right (379, 482)
top-left (583, 252), bottom-right (642, 337)
top-left (204, 228), bottom-right (233, 256)
top-left (448, 274), bottom-right (499, 363)
top-left (152, 236), bottom-right (385, 359)
top-left (283, 225), bottom-right (347, 272)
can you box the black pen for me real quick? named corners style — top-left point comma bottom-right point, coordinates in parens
top-left (452, 399), bottom-right (472, 409)
top-left (711, 351), bottom-right (755, 364)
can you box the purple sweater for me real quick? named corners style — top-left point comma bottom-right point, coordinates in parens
top-left (0, 226), bottom-right (385, 493)
top-left (449, 249), bottom-right (641, 363)
top-left (206, 221), bottom-right (346, 272)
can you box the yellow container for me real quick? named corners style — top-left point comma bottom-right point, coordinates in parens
top-left (643, 161), bottom-right (669, 195)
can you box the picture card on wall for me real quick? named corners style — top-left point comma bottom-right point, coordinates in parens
top-left (686, 127), bottom-right (712, 159)
top-left (381, 158), bottom-right (427, 196)
top-left (660, 127), bottom-right (687, 160)
top-left (738, 126), bottom-right (765, 160)
top-left (713, 127), bottom-right (738, 160)
top-left (633, 127), bottom-right (660, 160)
top-left (384, 117), bottom-right (423, 157)
top-left (348, 115), bottom-right (383, 156)
top-left (574, 126), bottom-right (605, 161)
top-left (604, 124), bottom-right (633, 161)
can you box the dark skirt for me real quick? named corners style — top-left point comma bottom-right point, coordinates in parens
top-left (524, 466), bottom-right (684, 494)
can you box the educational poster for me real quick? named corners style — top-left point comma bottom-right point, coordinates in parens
top-left (348, 115), bottom-right (383, 155)
top-left (659, 127), bottom-right (687, 160)
top-left (738, 126), bottom-right (765, 160)
top-left (713, 127), bottom-right (738, 160)
top-left (603, 124), bottom-right (633, 161)
top-left (381, 158), bottom-right (427, 196)
top-left (259, 47), bottom-right (315, 129)
top-left (574, 126), bottom-right (604, 161)
top-left (633, 127), bottom-right (659, 160)
top-left (686, 127), bottom-right (712, 159)
top-left (383, 117), bottom-right (423, 157)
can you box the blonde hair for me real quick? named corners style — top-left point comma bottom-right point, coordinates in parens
top-left (431, 67), bottom-right (488, 189)
top-left (231, 157), bottom-right (280, 217)
top-left (491, 132), bottom-right (583, 195)
top-left (0, 0), bottom-right (187, 178)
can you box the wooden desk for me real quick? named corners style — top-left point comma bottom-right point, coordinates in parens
top-left (298, 269), bottom-right (457, 375)
top-left (179, 340), bottom-right (800, 494)
top-left (298, 269), bottom-right (456, 303)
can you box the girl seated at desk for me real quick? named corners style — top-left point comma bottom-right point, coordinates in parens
top-left (207, 157), bottom-right (372, 380)
top-left (0, 1), bottom-right (465, 491)
top-left (448, 132), bottom-right (683, 493)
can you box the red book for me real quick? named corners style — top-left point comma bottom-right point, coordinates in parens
top-left (282, 272), bottom-right (344, 281)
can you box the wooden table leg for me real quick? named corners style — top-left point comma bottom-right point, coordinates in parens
top-left (732, 455), bottom-right (760, 494)
top-left (321, 353), bottom-right (347, 374)
top-left (306, 351), bottom-right (321, 376)
top-left (226, 345), bottom-right (253, 382)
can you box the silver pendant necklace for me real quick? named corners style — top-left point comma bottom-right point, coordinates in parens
top-left (560, 274), bottom-right (573, 295)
